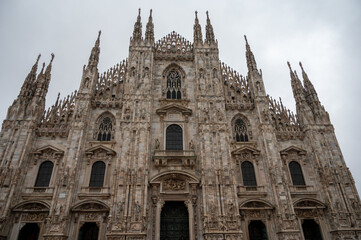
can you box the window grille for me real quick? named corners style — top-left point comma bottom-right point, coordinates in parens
top-left (35, 161), bottom-right (54, 187)
top-left (241, 161), bottom-right (257, 186)
top-left (89, 161), bottom-right (106, 187)
top-left (166, 71), bottom-right (181, 99)
top-left (166, 124), bottom-right (183, 150)
top-left (97, 117), bottom-right (113, 141)
top-left (289, 161), bottom-right (306, 186)
top-left (234, 119), bottom-right (249, 142)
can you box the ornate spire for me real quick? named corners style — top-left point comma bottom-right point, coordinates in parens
top-left (299, 61), bottom-right (319, 103)
top-left (45, 53), bottom-right (55, 76)
top-left (205, 11), bottom-right (215, 44)
top-left (193, 11), bottom-right (202, 45)
top-left (244, 35), bottom-right (258, 72)
top-left (17, 54), bottom-right (41, 104)
top-left (145, 9), bottom-right (154, 44)
top-left (87, 31), bottom-right (101, 70)
top-left (132, 8), bottom-right (143, 43)
top-left (35, 54), bottom-right (54, 100)
top-left (288, 61), bottom-right (305, 105)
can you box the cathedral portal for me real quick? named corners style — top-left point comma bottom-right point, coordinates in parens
top-left (160, 201), bottom-right (189, 240)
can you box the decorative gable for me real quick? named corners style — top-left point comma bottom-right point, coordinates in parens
top-left (32, 145), bottom-right (64, 164)
top-left (280, 146), bottom-right (307, 159)
top-left (85, 145), bottom-right (116, 158)
top-left (156, 103), bottom-right (192, 122)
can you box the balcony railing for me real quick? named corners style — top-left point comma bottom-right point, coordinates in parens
top-left (153, 150), bottom-right (196, 167)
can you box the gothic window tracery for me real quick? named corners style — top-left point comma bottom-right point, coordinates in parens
top-left (96, 116), bottom-right (113, 141)
top-left (241, 161), bottom-right (257, 186)
top-left (166, 70), bottom-right (182, 99)
top-left (89, 161), bottom-right (106, 187)
top-left (35, 161), bottom-right (54, 187)
top-left (234, 118), bottom-right (249, 142)
top-left (289, 161), bottom-right (305, 186)
top-left (166, 124), bottom-right (183, 150)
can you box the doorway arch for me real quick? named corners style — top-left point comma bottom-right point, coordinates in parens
top-left (160, 201), bottom-right (189, 240)
top-left (248, 220), bottom-right (268, 240)
top-left (302, 219), bottom-right (323, 240)
top-left (17, 223), bottom-right (40, 240)
top-left (78, 222), bottom-right (99, 240)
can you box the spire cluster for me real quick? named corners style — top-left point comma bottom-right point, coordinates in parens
top-left (288, 61), bottom-right (329, 124)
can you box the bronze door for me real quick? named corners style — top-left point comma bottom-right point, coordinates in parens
top-left (160, 201), bottom-right (189, 240)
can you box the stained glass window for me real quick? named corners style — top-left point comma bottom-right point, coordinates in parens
top-left (241, 161), bottom-right (257, 186)
top-left (89, 161), bottom-right (106, 187)
top-left (234, 119), bottom-right (249, 142)
top-left (166, 71), bottom-right (181, 99)
top-left (35, 161), bottom-right (53, 187)
top-left (97, 117), bottom-right (113, 141)
top-left (289, 161), bottom-right (305, 186)
top-left (166, 124), bottom-right (183, 150)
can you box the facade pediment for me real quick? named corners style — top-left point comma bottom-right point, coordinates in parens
top-left (71, 200), bottom-right (109, 212)
top-left (239, 199), bottom-right (274, 210)
top-left (150, 170), bottom-right (199, 184)
top-left (156, 103), bottom-right (192, 116)
top-left (32, 145), bottom-right (64, 157)
top-left (13, 201), bottom-right (50, 212)
top-left (85, 145), bottom-right (116, 156)
top-left (280, 146), bottom-right (306, 156)
top-left (293, 198), bottom-right (326, 209)
top-left (231, 146), bottom-right (260, 156)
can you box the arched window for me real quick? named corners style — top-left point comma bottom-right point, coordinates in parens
top-left (166, 124), bottom-right (183, 150)
top-left (289, 161), bottom-right (305, 186)
top-left (89, 161), bottom-right (106, 187)
top-left (97, 116), bottom-right (113, 141)
top-left (234, 119), bottom-right (249, 142)
top-left (35, 161), bottom-right (54, 187)
top-left (241, 161), bottom-right (257, 186)
top-left (166, 70), bottom-right (181, 99)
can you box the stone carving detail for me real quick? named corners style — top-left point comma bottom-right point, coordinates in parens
top-left (155, 31), bottom-right (194, 61)
top-left (163, 178), bottom-right (186, 191)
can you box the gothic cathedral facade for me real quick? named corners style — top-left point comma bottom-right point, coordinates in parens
top-left (0, 9), bottom-right (360, 240)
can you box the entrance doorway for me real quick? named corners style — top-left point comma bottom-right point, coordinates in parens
top-left (160, 201), bottom-right (189, 240)
top-left (78, 222), bottom-right (99, 240)
top-left (302, 219), bottom-right (323, 240)
top-left (17, 223), bottom-right (40, 240)
top-left (248, 220), bottom-right (268, 240)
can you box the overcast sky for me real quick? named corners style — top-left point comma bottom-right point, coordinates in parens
top-left (0, 0), bottom-right (360, 193)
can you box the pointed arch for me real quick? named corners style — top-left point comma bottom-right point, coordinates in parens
top-left (163, 63), bottom-right (186, 100)
top-left (94, 111), bottom-right (116, 141)
top-left (231, 114), bottom-right (252, 142)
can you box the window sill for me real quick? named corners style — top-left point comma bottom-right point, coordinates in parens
top-left (237, 185), bottom-right (267, 197)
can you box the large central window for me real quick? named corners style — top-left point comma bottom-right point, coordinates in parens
top-left (166, 70), bottom-right (182, 99)
top-left (166, 124), bottom-right (183, 150)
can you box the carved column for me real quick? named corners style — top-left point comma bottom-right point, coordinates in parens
top-left (186, 200), bottom-right (195, 240)
top-left (155, 199), bottom-right (164, 240)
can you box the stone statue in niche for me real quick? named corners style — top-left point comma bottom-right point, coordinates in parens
top-left (155, 139), bottom-right (160, 150)
top-left (189, 140), bottom-right (194, 150)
